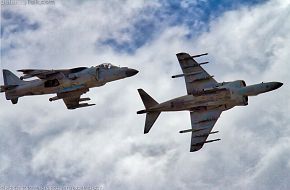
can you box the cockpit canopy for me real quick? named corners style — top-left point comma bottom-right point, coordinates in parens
top-left (99, 63), bottom-right (118, 69)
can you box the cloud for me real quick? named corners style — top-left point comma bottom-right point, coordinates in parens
top-left (0, 0), bottom-right (289, 189)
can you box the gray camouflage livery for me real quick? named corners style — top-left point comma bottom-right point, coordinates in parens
top-left (1, 63), bottom-right (138, 109)
top-left (137, 52), bottom-right (283, 152)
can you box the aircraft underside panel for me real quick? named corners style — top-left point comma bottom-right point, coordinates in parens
top-left (176, 53), bottom-right (218, 94)
top-left (189, 109), bottom-right (222, 152)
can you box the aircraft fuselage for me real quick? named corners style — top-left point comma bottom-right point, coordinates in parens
top-left (4, 65), bottom-right (138, 100)
top-left (143, 81), bottom-right (283, 113)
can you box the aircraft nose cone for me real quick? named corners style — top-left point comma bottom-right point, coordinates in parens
top-left (126, 69), bottom-right (139, 77)
top-left (276, 82), bottom-right (283, 89)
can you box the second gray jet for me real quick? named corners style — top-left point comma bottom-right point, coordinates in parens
top-left (137, 52), bottom-right (283, 152)
top-left (1, 63), bottom-right (138, 109)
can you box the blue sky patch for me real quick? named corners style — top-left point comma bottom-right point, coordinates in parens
top-left (100, 0), bottom-right (267, 54)
top-left (1, 10), bottom-right (40, 38)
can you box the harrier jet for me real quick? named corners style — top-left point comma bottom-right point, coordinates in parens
top-left (0, 63), bottom-right (138, 109)
top-left (137, 52), bottom-right (283, 152)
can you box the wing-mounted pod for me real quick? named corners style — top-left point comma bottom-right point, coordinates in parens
top-left (172, 71), bottom-right (202, 78)
top-left (179, 53), bottom-right (208, 60)
top-left (189, 75), bottom-right (214, 83)
top-left (192, 131), bottom-right (219, 138)
top-left (69, 103), bottom-right (96, 109)
top-left (192, 138), bottom-right (221, 146)
top-left (172, 53), bottom-right (209, 78)
top-left (191, 53), bottom-right (208, 58)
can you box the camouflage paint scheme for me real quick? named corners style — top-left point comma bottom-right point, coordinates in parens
top-left (0, 63), bottom-right (138, 109)
top-left (137, 52), bottom-right (283, 152)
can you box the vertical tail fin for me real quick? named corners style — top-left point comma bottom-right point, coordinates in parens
top-left (2, 70), bottom-right (23, 103)
top-left (137, 89), bottom-right (161, 134)
top-left (3, 69), bottom-right (24, 86)
top-left (137, 89), bottom-right (159, 109)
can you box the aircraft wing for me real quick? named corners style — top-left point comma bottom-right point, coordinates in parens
top-left (18, 67), bottom-right (88, 80)
top-left (176, 53), bottom-right (217, 94)
top-left (54, 88), bottom-right (95, 109)
top-left (18, 69), bottom-right (64, 80)
top-left (62, 96), bottom-right (95, 109)
top-left (189, 109), bottom-right (222, 152)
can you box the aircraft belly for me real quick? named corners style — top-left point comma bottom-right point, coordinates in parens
top-left (156, 89), bottom-right (232, 111)
top-left (15, 80), bottom-right (59, 97)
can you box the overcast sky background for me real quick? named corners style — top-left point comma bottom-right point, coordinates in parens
top-left (0, 0), bottom-right (289, 189)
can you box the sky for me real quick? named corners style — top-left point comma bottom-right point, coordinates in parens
top-left (0, 0), bottom-right (290, 189)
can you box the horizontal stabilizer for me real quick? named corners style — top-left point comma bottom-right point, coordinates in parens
top-left (144, 111), bottom-right (161, 134)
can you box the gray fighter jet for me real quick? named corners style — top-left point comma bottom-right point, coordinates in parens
top-left (0, 63), bottom-right (138, 109)
top-left (137, 52), bottom-right (283, 152)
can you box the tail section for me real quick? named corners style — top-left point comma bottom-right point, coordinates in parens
top-left (1, 70), bottom-right (24, 103)
top-left (144, 111), bottom-right (161, 134)
top-left (137, 89), bottom-right (161, 134)
top-left (137, 89), bottom-right (159, 109)
top-left (3, 69), bottom-right (24, 86)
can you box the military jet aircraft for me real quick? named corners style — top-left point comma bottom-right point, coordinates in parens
top-left (137, 52), bottom-right (283, 152)
top-left (0, 63), bottom-right (138, 109)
